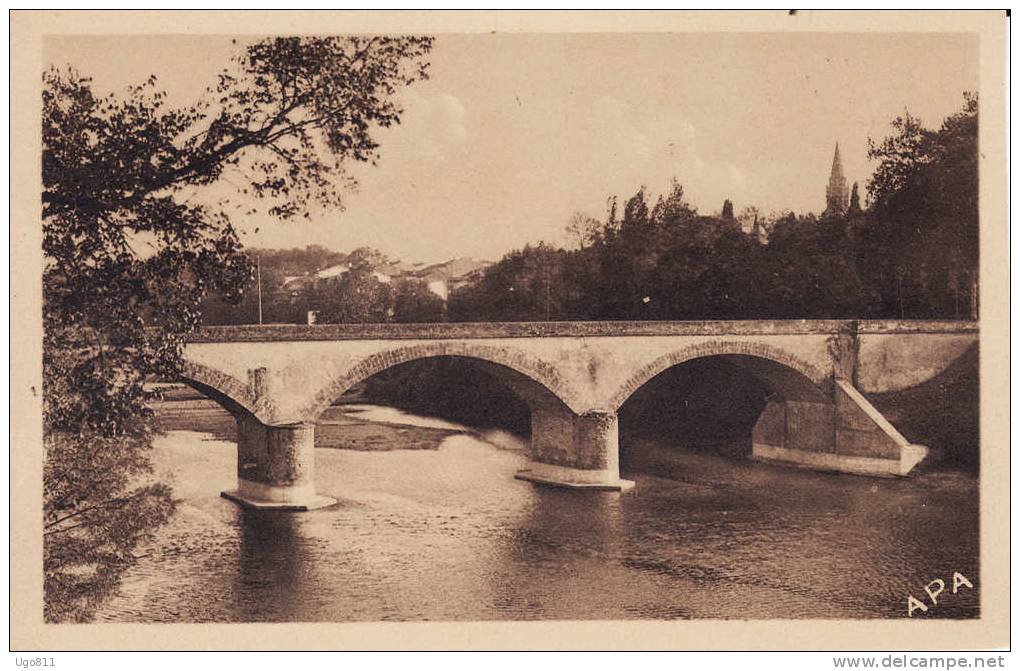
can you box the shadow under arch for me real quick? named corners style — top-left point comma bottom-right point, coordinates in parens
top-left (613, 347), bottom-right (835, 470)
top-left (299, 342), bottom-right (583, 423)
top-left (606, 340), bottom-right (831, 413)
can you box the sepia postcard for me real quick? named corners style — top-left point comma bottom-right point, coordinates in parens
top-left (9, 10), bottom-right (1009, 651)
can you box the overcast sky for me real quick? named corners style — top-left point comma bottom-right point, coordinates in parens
top-left (46, 32), bottom-right (977, 264)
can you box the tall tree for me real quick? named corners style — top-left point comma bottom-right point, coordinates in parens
top-left (565, 211), bottom-right (602, 250)
top-left (317, 269), bottom-right (394, 323)
top-left (42, 35), bottom-right (433, 621)
top-left (313, 247), bottom-right (394, 323)
top-left (393, 279), bottom-right (447, 323)
top-left (649, 178), bottom-right (696, 227)
top-left (600, 188), bottom-right (655, 318)
top-left (448, 244), bottom-right (568, 322)
top-left (721, 199), bottom-right (734, 221)
top-left (861, 93), bottom-right (977, 317)
top-left (847, 181), bottom-right (862, 217)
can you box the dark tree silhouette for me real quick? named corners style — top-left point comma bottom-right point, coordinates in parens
top-left (847, 182), bottom-right (862, 217)
top-left (861, 93), bottom-right (977, 318)
top-left (448, 95), bottom-right (976, 324)
top-left (721, 199), bottom-right (734, 221)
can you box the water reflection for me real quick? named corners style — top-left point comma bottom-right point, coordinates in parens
top-left (97, 405), bottom-right (979, 622)
top-left (231, 511), bottom-right (312, 621)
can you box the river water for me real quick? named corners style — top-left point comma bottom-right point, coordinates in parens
top-left (96, 404), bottom-right (979, 622)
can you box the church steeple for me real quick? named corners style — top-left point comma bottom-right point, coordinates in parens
top-left (825, 142), bottom-right (849, 217)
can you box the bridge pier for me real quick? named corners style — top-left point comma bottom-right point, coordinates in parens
top-left (221, 415), bottom-right (337, 510)
top-left (517, 407), bottom-right (635, 491)
top-left (750, 380), bottom-right (928, 477)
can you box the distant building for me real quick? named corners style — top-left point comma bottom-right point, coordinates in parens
top-left (426, 279), bottom-right (450, 301)
top-left (415, 258), bottom-right (492, 301)
top-left (282, 256), bottom-right (491, 303)
top-left (282, 262), bottom-right (394, 294)
top-left (824, 142), bottom-right (850, 217)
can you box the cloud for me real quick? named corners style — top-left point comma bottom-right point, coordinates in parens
top-left (398, 91), bottom-right (469, 163)
top-left (588, 96), bottom-right (699, 164)
top-left (727, 163), bottom-right (746, 185)
top-left (559, 96), bottom-right (758, 214)
top-left (435, 93), bottom-right (468, 142)
top-left (568, 95), bottom-right (710, 200)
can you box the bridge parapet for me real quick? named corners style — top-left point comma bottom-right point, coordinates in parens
top-left (184, 319), bottom-right (977, 343)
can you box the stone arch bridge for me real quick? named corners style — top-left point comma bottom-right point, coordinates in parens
top-left (178, 320), bottom-right (978, 509)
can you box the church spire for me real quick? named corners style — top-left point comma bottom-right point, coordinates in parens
top-left (825, 142), bottom-right (849, 216)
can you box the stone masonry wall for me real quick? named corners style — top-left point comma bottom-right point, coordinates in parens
top-left (187, 319), bottom-right (976, 343)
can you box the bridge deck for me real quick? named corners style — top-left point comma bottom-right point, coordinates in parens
top-left (186, 319), bottom-right (977, 343)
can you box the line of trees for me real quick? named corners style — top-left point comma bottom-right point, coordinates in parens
top-left (449, 94), bottom-right (977, 322)
top-left (208, 93), bottom-right (978, 326)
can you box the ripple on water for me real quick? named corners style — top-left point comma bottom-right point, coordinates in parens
top-left (96, 406), bottom-right (979, 622)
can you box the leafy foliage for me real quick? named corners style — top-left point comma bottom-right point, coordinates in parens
top-left (393, 279), bottom-right (447, 323)
top-left (860, 93), bottom-right (978, 317)
top-left (42, 35), bottom-right (433, 620)
top-left (721, 199), bottom-right (734, 221)
top-left (313, 249), bottom-right (394, 323)
top-left (448, 95), bottom-right (977, 323)
top-left (194, 94), bottom-right (978, 329)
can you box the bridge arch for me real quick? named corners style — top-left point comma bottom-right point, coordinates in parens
top-left (298, 341), bottom-right (585, 423)
top-left (605, 340), bottom-right (831, 412)
top-left (177, 360), bottom-right (270, 422)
